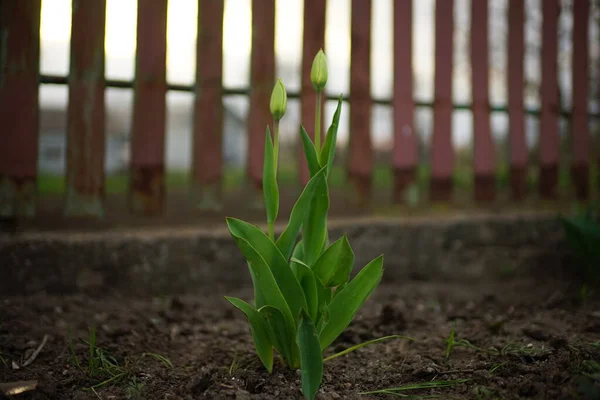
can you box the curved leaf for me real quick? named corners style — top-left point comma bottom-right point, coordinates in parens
top-left (312, 235), bottom-right (354, 287)
top-left (227, 218), bottom-right (308, 322)
top-left (291, 259), bottom-right (319, 321)
top-left (276, 167), bottom-right (327, 260)
top-left (225, 297), bottom-right (274, 372)
top-left (229, 235), bottom-right (295, 333)
top-left (300, 126), bottom-right (321, 178)
top-left (259, 305), bottom-right (297, 368)
top-left (319, 255), bottom-right (384, 350)
top-left (302, 177), bottom-right (330, 266)
top-left (296, 310), bottom-right (323, 400)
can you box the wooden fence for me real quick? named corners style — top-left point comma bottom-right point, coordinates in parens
top-left (0, 0), bottom-right (596, 218)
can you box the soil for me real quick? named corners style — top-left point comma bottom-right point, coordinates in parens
top-left (1, 277), bottom-right (599, 400)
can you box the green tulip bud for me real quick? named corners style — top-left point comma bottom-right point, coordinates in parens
top-left (269, 78), bottom-right (287, 121)
top-left (310, 49), bottom-right (328, 91)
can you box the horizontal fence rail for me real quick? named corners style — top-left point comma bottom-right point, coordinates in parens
top-left (1, 0), bottom-right (598, 219)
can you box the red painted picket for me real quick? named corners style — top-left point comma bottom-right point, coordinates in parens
top-left (247, 0), bottom-right (276, 194)
top-left (471, 0), bottom-right (495, 201)
top-left (392, 0), bottom-right (418, 202)
top-left (508, 0), bottom-right (528, 199)
top-left (193, 0), bottom-right (225, 208)
top-left (539, 0), bottom-right (560, 199)
top-left (299, 0), bottom-right (327, 186)
top-left (571, 0), bottom-right (590, 199)
top-left (348, 0), bottom-right (373, 205)
top-left (430, 0), bottom-right (455, 201)
top-left (130, 0), bottom-right (168, 215)
top-left (0, 0), bottom-right (40, 217)
top-left (65, 0), bottom-right (107, 217)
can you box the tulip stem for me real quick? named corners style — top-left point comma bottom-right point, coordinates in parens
top-left (273, 119), bottom-right (280, 178)
top-left (315, 91), bottom-right (322, 154)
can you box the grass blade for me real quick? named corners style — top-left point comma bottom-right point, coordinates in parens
top-left (319, 255), bottom-right (384, 350)
top-left (276, 167), bottom-right (327, 260)
top-left (311, 235), bottom-right (354, 287)
top-left (141, 353), bottom-right (173, 369)
top-left (225, 297), bottom-right (274, 373)
top-left (300, 125), bottom-right (321, 178)
top-left (263, 126), bottom-right (279, 238)
top-left (323, 335), bottom-right (414, 362)
top-left (359, 379), bottom-right (472, 395)
top-left (296, 310), bottom-right (323, 400)
top-left (227, 218), bottom-right (308, 326)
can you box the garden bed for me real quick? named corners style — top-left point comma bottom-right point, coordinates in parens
top-left (1, 214), bottom-right (599, 399)
top-left (1, 280), bottom-right (599, 399)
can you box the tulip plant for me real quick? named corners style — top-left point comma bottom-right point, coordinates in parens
top-left (225, 50), bottom-right (385, 400)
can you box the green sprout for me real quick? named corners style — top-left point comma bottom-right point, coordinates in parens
top-left (225, 50), bottom-right (387, 400)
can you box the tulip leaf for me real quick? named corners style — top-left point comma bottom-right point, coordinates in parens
top-left (302, 177), bottom-right (330, 266)
top-left (262, 126), bottom-right (279, 233)
top-left (291, 259), bottom-right (319, 321)
top-left (225, 297), bottom-right (274, 373)
top-left (312, 235), bottom-right (354, 287)
top-left (300, 125), bottom-right (321, 178)
top-left (227, 218), bottom-right (308, 323)
top-left (319, 255), bottom-right (384, 350)
top-left (297, 310), bottom-right (323, 400)
top-left (276, 167), bottom-right (327, 260)
top-left (319, 97), bottom-right (343, 177)
top-left (260, 305), bottom-right (296, 368)
top-left (229, 234), bottom-right (295, 333)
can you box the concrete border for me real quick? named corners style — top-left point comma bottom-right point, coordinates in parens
top-left (0, 212), bottom-right (571, 296)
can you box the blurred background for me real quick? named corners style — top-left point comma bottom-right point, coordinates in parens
top-left (35, 0), bottom-right (600, 197)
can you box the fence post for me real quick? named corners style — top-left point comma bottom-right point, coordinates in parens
top-left (299, 0), bottom-right (326, 186)
top-left (430, 0), bottom-right (454, 201)
top-left (247, 0), bottom-right (275, 203)
top-left (130, 0), bottom-right (168, 215)
top-left (65, 0), bottom-right (107, 217)
top-left (0, 0), bottom-right (40, 218)
top-left (349, 0), bottom-right (373, 206)
top-left (571, 0), bottom-right (589, 199)
top-left (508, 0), bottom-right (527, 199)
top-left (471, 0), bottom-right (495, 202)
top-left (192, 0), bottom-right (224, 210)
top-left (539, 0), bottom-right (559, 199)
top-left (392, 0), bottom-right (418, 204)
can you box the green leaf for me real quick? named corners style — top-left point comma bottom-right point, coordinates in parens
top-left (300, 126), bottom-right (321, 178)
top-left (225, 297), bottom-right (274, 372)
top-left (302, 177), bottom-right (330, 266)
top-left (292, 240), bottom-right (305, 263)
top-left (259, 305), bottom-right (297, 368)
top-left (312, 236), bottom-right (354, 287)
top-left (319, 97), bottom-right (342, 176)
top-left (227, 218), bottom-right (308, 324)
top-left (228, 235), bottom-right (295, 333)
top-left (276, 167), bottom-right (327, 260)
top-left (291, 259), bottom-right (319, 321)
top-left (319, 255), bottom-right (384, 350)
top-left (315, 279), bottom-right (331, 332)
top-left (323, 335), bottom-right (414, 362)
top-left (296, 310), bottom-right (323, 400)
top-left (263, 126), bottom-right (279, 229)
